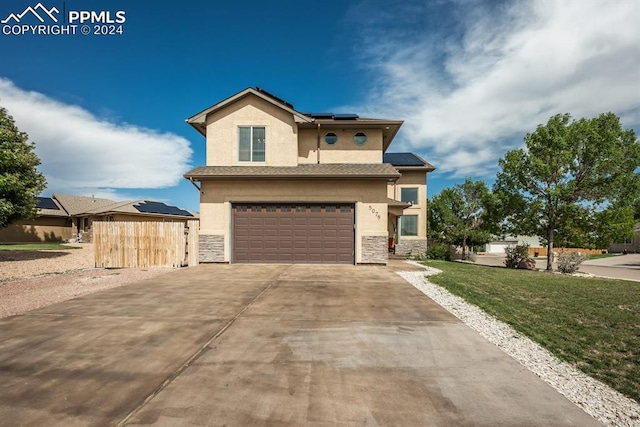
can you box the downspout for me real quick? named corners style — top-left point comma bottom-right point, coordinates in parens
top-left (188, 177), bottom-right (201, 191)
top-left (316, 123), bottom-right (321, 164)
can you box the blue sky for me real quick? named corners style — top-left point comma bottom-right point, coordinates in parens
top-left (1, 0), bottom-right (639, 213)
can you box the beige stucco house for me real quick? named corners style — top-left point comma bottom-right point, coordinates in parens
top-left (0, 194), bottom-right (196, 243)
top-left (184, 87), bottom-right (434, 265)
top-left (609, 222), bottom-right (640, 253)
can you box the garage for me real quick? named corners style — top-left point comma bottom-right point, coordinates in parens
top-left (484, 240), bottom-right (518, 254)
top-left (233, 203), bottom-right (354, 264)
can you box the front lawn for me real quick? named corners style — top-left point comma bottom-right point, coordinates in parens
top-left (0, 243), bottom-right (81, 251)
top-left (423, 260), bottom-right (640, 403)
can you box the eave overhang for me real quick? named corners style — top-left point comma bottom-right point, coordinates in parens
top-left (184, 164), bottom-right (402, 182)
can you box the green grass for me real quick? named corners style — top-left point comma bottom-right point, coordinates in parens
top-left (423, 260), bottom-right (640, 403)
top-left (0, 243), bottom-right (81, 250)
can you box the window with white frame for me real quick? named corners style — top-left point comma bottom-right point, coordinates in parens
top-left (401, 187), bottom-right (419, 205)
top-left (239, 126), bottom-right (265, 162)
top-left (400, 215), bottom-right (418, 236)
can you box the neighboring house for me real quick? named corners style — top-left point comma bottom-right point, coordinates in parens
top-left (184, 87), bottom-right (435, 265)
top-left (0, 194), bottom-right (196, 243)
top-left (484, 235), bottom-right (543, 254)
top-left (0, 196), bottom-right (73, 242)
top-left (609, 222), bottom-right (640, 253)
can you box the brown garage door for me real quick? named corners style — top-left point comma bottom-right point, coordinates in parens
top-left (233, 203), bottom-right (354, 264)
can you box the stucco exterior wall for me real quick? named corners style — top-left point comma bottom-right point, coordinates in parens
top-left (199, 179), bottom-right (389, 263)
top-left (298, 128), bottom-right (383, 164)
top-left (0, 217), bottom-right (73, 243)
top-left (387, 170), bottom-right (427, 239)
top-left (205, 94), bottom-right (298, 167)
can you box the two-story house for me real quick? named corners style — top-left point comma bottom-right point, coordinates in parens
top-left (184, 88), bottom-right (434, 265)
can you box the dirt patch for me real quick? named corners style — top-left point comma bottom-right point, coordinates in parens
top-left (0, 244), bottom-right (176, 318)
top-left (0, 243), bottom-right (95, 281)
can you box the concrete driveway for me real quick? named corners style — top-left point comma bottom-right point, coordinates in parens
top-left (0, 263), bottom-right (599, 426)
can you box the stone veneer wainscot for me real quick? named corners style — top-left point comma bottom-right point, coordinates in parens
top-left (361, 236), bottom-right (388, 264)
top-left (199, 235), bottom-right (225, 262)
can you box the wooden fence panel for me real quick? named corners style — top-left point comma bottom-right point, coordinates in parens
top-left (93, 221), bottom-right (194, 268)
top-left (528, 247), bottom-right (607, 257)
top-left (555, 247), bottom-right (608, 256)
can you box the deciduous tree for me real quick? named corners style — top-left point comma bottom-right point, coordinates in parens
top-left (494, 113), bottom-right (640, 270)
top-left (0, 107), bottom-right (46, 227)
top-left (428, 178), bottom-right (495, 259)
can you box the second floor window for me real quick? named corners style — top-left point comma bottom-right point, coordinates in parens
top-left (239, 126), bottom-right (265, 162)
top-left (401, 187), bottom-right (419, 205)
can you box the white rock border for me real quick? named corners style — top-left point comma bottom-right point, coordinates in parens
top-left (397, 260), bottom-right (640, 427)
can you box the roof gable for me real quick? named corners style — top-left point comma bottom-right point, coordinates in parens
top-left (186, 88), bottom-right (312, 136)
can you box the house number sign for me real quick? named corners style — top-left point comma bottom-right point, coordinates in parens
top-left (368, 205), bottom-right (381, 220)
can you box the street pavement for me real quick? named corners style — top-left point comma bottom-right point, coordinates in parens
top-left (475, 253), bottom-right (640, 282)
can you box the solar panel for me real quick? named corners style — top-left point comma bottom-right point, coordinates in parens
top-left (37, 197), bottom-right (59, 210)
top-left (334, 113), bottom-right (359, 120)
top-left (307, 113), bottom-right (334, 119)
top-left (134, 201), bottom-right (193, 217)
top-left (383, 153), bottom-right (426, 167)
top-left (255, 87), bottom-right (294, 109)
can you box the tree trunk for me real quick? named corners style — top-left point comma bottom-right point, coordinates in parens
top-left (462, 236), bottom-right (467, 260)
top-left (546, 228), bottom-right (554, 271)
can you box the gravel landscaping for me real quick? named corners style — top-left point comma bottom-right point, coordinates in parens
top-left (398, 261), bottom-right (640, 427)
top-left (0, 244), bottom-right (175, 319)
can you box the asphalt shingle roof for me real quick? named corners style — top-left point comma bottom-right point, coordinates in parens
top-left (387, 198), bottom-right (412, 208)
top-left (49, 194), bottom-right (194, 218)
top-left (184, 163), bottom-right (401, 179)
top-left (52, 194), bottom-right (116, 216)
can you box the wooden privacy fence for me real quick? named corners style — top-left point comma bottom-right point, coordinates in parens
top-left (527, 247), bottom-right (607, 257)
top-left (94, 220), bottom-right (199, 268)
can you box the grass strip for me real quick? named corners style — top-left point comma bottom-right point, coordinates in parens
top-left (0, 243), bottom-right (81, 251)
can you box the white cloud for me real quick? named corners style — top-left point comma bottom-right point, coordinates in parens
top-left (0, 78), bottom-right (193, 195)
top-left (351, 0), bottom-right (640, 178)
